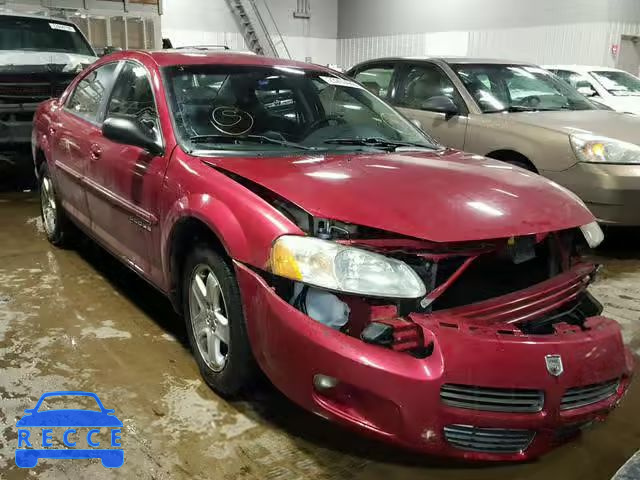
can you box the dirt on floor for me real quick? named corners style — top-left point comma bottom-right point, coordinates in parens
top-left (0, 192), bottom-right (639, 480)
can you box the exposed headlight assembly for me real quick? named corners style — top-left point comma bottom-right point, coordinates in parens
top-left (570, 133), bottom-right (640, 164)
top-left (580, 221), bottom-right (604, 248)
top-left (269, 235), bottom-right (426, 298)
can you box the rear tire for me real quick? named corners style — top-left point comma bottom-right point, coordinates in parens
top-left (39, 163), bottom-right (74, 247)
top-left (182, 245), bottom-right (257, 397)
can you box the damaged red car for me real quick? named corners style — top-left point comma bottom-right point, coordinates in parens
top-left (32, 50), bottom-right (633, 461)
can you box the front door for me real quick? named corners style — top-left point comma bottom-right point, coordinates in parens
top-left (393, 62), bottom-right (468, 149)
top-left (85, 61), bottom-right (165, 280)
top-left (51, 63), bottom-right (118, 228)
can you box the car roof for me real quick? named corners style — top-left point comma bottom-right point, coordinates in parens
top-left (104, 49), bottom-right (332, 72)
top-left (353, 56), bottom-right (534, 66)
top-left (543, 64), bottom-right (622, 73)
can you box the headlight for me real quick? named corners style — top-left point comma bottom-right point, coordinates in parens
top-left (269, 235), bottom-right (426, 298)
top-left (580, 221), bottom-right (604, 248)
top-left (570, 133), bottom-right (640, 164)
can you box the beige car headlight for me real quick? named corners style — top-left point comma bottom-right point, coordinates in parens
top-left (269, 235), bottom-right (426, 298)
top-left (570, 133), bottom-right (640, 164)
top-left (580, 221), bottom-right (604, 248)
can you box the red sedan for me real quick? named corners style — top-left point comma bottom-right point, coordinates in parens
top-left (32, 50), bottom-right (633, 461)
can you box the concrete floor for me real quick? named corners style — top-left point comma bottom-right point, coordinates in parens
top-left (1, 191), bottom-right (639, 480)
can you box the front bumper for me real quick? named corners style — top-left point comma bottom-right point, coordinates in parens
top-left (545, 162), bottom-right (640, 225)
top-left (235, 262), bottom-right (633, 461)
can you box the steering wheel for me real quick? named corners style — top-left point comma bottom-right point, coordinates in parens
top-left (518, 95), bottom-right (542, 107)
top-left (303, 115), bottom-right (347, 136)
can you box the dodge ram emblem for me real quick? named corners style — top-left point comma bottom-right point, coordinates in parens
top-left (545, 354), bottom-right (564, 377)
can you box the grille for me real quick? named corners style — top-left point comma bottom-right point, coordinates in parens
top-left (0, 81), bottom-right (71, 101)
top-left (561, 379), bottom-right (620, 410)
top-left (441, 384), bottom-right (544, 413)
top-left (443, 424), bottom-right (535, 454)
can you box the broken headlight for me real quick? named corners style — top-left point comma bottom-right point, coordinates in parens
top-left (269, 235), bottom-right (426, 298)
top-left (580, 221), bottom-right (604, 248)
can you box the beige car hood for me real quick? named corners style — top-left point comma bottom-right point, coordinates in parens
top-left (508, 110), bottom-right (640, 143)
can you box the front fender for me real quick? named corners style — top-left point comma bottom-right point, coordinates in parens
top-left (161, 190), bottom-right (304, 284)
top-left (161, 193), bottom-right (249, 274)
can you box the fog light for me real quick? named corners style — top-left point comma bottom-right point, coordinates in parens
top-left (313, 374), bottom-right (339, 391)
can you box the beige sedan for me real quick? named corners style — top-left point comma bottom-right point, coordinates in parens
top-left (348, 57), bottom-right (640, 226)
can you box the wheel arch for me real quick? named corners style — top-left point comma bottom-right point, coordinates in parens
top-left (165, 214), bottom-right (234, 313)
top-left (485, 149), bottom-right (538, 173)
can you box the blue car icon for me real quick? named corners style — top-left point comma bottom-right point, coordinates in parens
top-left (15, 391), bottom-right (123, 468)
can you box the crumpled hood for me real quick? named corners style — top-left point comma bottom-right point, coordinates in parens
top-left (208, 149), bottom-right (595, 242)
top-left (509, 109), bottom-right (640, 144)
top-left (0, 51), bottom-right (97, 74)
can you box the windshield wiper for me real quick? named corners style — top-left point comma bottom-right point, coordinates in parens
top-left (489, 105), bottom-right (576, 113)
top-left (189, 134), bottom-right (321, 151)
top-left (487, 105), bottom-right (543, 113)
top-left (323, 137), bottom-right (436, 151)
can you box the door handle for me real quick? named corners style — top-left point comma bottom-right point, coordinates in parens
top-left (89, 144), bottom-right (102, 161)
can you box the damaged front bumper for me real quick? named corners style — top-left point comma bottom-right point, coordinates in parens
top-left (235, 261), bottom-right (633, 461)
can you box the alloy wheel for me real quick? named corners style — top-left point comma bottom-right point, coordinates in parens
top-left (188, 264), bottom-right (230, 372)
top-left (41, 176), bottom-right (57, 236)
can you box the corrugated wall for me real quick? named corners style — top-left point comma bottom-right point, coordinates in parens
top-left (338, 32), bottom-right (469, 69)
top-left (337, 22), bottom-right (640, 69)
top-left (467, 23), bottom-right (612, 65)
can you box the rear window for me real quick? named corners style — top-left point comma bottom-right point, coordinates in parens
top-left (0, 15), bottom-right (94, 56)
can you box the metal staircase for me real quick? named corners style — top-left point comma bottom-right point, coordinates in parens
top-left (228, 0), bottom-right (291, 58)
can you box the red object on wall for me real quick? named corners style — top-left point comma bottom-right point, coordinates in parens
top-left (611, 44), bottom-right (620, 57)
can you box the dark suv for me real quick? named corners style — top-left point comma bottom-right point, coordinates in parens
top-left (0, 13), bottom-right (96, 184)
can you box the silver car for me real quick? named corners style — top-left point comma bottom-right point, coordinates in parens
top-left (348, 57), bottom-right (640, 226)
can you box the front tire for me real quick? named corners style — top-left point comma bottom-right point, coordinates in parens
top-left (182, 245), bottom-right (257, 396)
top-left (39, 163), bottom-right (73, 247)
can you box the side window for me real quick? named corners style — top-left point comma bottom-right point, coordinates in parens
top-left (396, 64), bottom-right (464, 112)
top-left (106, 62), bottom-right (158, 130)
top-left (66, 63), bottom-right (117, 122)
top-left (354, 65), bottom-right (394, 97)
top-left (555, 70), bottom-right (594, 92)
top-left (555, 70), bottom-right (581, 87)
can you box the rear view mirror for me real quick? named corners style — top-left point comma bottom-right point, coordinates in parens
top-left (422, 96), bottom-right (459, 117)
top-left (102, 116), bottom-right (163, 156)
top-left (577, 85), bottom-right (597, 97)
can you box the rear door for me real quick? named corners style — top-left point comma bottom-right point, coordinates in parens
top-left (52, 62), bottom-right (118, 228)
top-left (392, 62), bottom-right (468, 149)
top-left (85, 60), bottom-right (165, 280)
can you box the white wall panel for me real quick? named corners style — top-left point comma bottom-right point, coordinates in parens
top-left (467, 23), bottom-right (612, 66)
top-left (338, 31), bottom-right (469, 69)
top-left (281, 36), bottom-right (338, 65)
top-left (161, 29), bottom-right (248, 50)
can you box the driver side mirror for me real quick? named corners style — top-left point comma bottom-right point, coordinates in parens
top-left (421, 95), bottom-right (459, 118)
top-left (577, 85), bottom-right (597, 97)
top-left (102, 116), bottom-right (163, 156)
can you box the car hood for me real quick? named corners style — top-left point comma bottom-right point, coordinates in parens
top-left (208, 149), bottom-right (594, 242)
top-left (600, 95), bottom-right (640, 115)
top-left (16, 410), bottom-right (123, 427)
top-left (508, 109), bottom-right (640, 144)
top-left (0, 51), bottom-right (97, 74)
